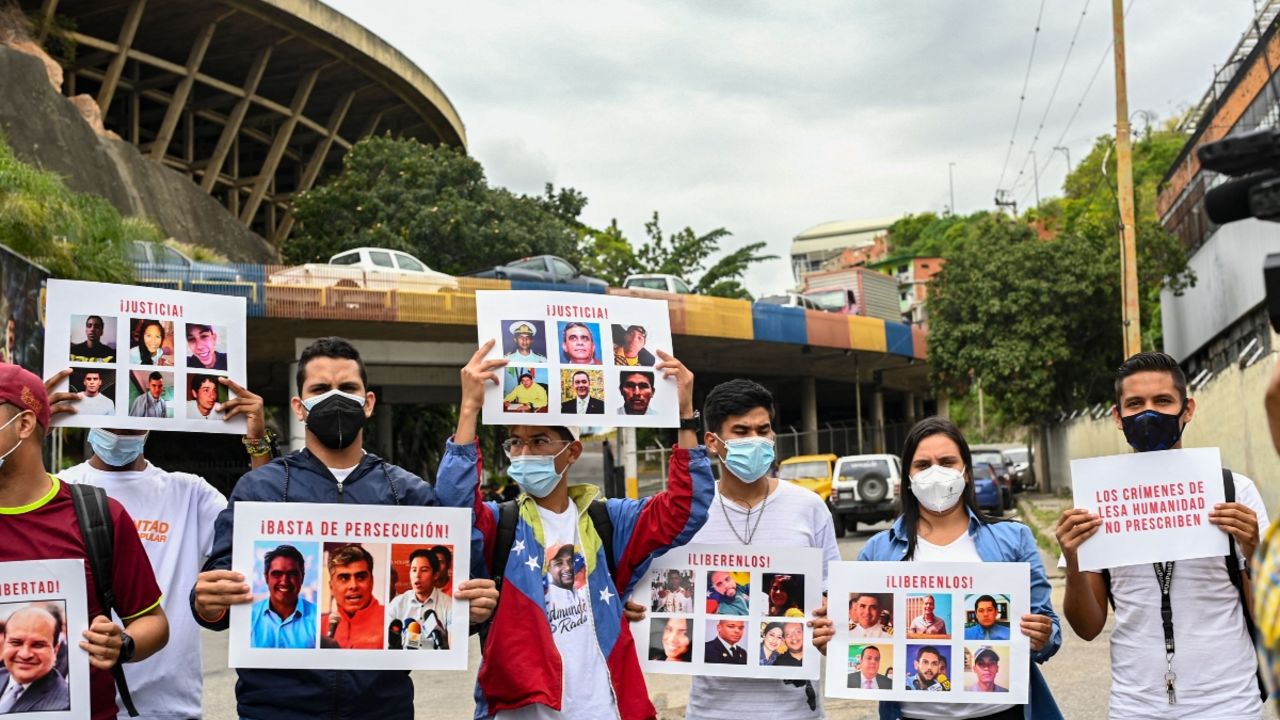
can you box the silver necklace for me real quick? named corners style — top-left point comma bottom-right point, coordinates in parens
top-left (719, 489), bottom-right (769, 545)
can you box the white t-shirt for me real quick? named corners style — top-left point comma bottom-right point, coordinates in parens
top-left (1099, 472), bottom-right (1268, 719)
top-left (60, 460), bottom-right (227, 720)
top-left (685, 479), bottom-right (841, 720)
top-left (900, 531), bottom-right (1014, 720)
top-left (497, 503), bottom-right (618, 720)
top-left (78, 393), bottom-right (115, 415)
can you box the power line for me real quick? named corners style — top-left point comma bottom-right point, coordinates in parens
top-left (995, 0), bottom-right (1050, 193)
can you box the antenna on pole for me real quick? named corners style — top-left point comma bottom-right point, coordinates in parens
top-left (994, 189), bottom-right (1019, 217)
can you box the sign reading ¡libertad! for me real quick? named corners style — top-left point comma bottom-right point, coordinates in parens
top-left (1070, 447), bottom-right (1228, 571)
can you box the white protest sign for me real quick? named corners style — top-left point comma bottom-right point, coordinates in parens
top-left (0, 559), bottom-right (92, 719)
top-left (628, 544), bottom-right (822, 680)
top-left (824, 561), bottom-right (1031, 704)
top-left (43, 279), bottom-right (247, 433)
top-left (1070, 447), bottom-right (1228, 571)
top-left (474, 290), bottom-right (677, 427)
top-left (229, 502), bottom-right (471, 670)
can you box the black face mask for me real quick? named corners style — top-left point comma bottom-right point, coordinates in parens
top-left (303, 390), bottom-right (367, 450)
top-left (1120, 408), bottom-right (1185, 452)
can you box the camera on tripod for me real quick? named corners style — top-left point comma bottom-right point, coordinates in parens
top-left (1199, 127), bottom-right (1280, 332)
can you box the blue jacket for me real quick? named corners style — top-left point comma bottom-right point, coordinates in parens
top-left (191, 449), bottom-right (482, 720)
top-left (858, 508), bottom-right (1064, 720)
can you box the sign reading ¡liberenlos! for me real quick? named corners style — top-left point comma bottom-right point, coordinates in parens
top-left (1070, 447), bottom-right (1227, 571)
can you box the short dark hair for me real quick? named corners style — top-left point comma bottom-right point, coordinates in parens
top-left (862, 644), bottom-right (881, 658)
top-left (850, 593), bottom-right (881, 608)
top-left (1114, 351), bottom-right (1187, 407)
top-left (561, 322), bottom-right (591, 341)
top-left (916, 645), bottom-right (941, 663)
top-left (572, 370), bottom-right (590, 382)
top-left (703, 379), bottom-right (775, 435)
top-left (296, 337), bottom-right (368, 395)
top-left (263, 544), bottom-right (306, 575)
top-left (408, 548), bottom-right (441, 573)
top-left (974, 594), bottom-right (997, 611)
top-left (619, 370), bottom-right (654, 388)
top-left (519, 371), bottom-right (533, 380)
top-left (82, 369), bottom-right (102, 380)
top-left (189, 374), bottom-right (217, 394)
top-left (327, 543), bottom-right (374, 573)
top-left (185, 323), bottom-right (213, 336)
top-left (431, 545), bottom-right (453, 564)
top-left (148, 371), bottom-right (163, 382)
top-left (85, 315), bottom-right (103, 326)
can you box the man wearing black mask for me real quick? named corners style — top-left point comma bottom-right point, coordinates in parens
top-left (190, 337), bottom-right (498, 720)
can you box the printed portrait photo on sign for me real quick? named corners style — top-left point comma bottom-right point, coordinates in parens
top-left (905, 643), bottom-right (952, 692)
top-left (763, 573), bottom-right (806, 617)
top-left (69, 367), bottom-right (116, 416)
top-left (706, 570), bottom-right (750, 615)
top-left (764, 621), bottom-right (806, 668)
top-left (128, 318), bottom-right (174, 366)
top-left (649, 568), bottom-right (694, 613)
top-left (127, 369), bottom-right (174, 419)
top-left (963, 644), bottom-right (1011, 693)
top-left (186, 374), bottom-right (229, 421)
top-left (386, 544), bottom-right (455, 651)
top-left (704, 618), bottom-right (747, 665)
top-left (184, 323), bottom-right (228, 371)
top-left (500, 320), bottom-right (549, 364)
top-left (648, 616), bottom-right (693, 663)
top-left (502, 367), bottom-right (550, 414)
top-left (610, 323), bottom-right (656, 367)
top-left (615, 368), bottom-right (659, 417)
top-left (848, 592), bottom-right (894, 639)
top-left (557, 321), bottom-right (603, 365)
top-left (964, 593), bottom-right (1011, 641)
top-left (249, 541), bottom-right (321, 650)
top-left (68, 313), bottom-right (116, 363)
top-left (0, 600), bottom-right (71, 713)
top-left (559, 369), bottom-right (605, 415)
top-left (847, 643), bottom-right (893, 689)
top-left (543, 542), bottom-right (590, 637)
top-left (320, 542), bottom-right (388, 650)
top-left (905, 592), bottom-right (952, 640)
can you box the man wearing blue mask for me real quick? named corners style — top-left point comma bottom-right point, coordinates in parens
top-left (190, 336), bottom-right (498, 720)
top-left (1056, 351), bottom-right (1268, 720)
top-left (624, 378), bottom-right (839, 719)
top-left (48, 367), bottom-right (268, 720)
top-left (437, 338), bottom-right (713, 720)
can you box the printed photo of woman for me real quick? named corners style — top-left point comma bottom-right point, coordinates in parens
top-left (648, 616), bottom-right (692, 662)
top-left (759, 621), bottom-right (784, 666)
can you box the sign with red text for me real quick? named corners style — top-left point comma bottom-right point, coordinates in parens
top-left (824, 561), bottom-right (1031, 704)
top-left (1070, 447), bottom-right (1228, 571)
top-left (474, 290), bottom-right (677, 427)
top-left (43, 279), bottom-right (247, 433)
top-left (627, 543), bottom-right (822, 679)
top-left (229, 502), bottom-right (472, 670)
top-left (0, 559), bottom-right (91, 718)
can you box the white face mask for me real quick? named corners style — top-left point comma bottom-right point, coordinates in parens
top-left (909, 464), bottom-right (966, 513)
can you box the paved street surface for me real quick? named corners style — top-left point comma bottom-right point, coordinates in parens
top-left (199, 506), bottom-right (1277, 719)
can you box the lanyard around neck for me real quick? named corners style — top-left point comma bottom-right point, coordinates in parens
top-left (1154, 561), bottom-right (1177, 704)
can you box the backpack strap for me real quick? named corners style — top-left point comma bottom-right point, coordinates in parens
top-left (68, 483), bottom-right (140, 717)
top-left (479, 499), bottom-right (519, 655)
top-left (587, 499), bottom-right (616, 579)
top-left (1220, 468), bottom-right (1269, 701)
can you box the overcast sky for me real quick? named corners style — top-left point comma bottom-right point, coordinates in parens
top-left (324, 0), bottom-right (1258, 295)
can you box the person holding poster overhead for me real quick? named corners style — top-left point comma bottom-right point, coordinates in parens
top-left (0, 364), bottom-right (170, 720)
top-left (439, 339), bottom-right (713, 720)
top-left (191, 337), bottom-right (498, 720)
top-left (1055, 352), bottom-right (1268, 720)
top-left (858, 416), bottom-right (1062, 720)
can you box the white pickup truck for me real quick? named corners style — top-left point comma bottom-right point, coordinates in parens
top-left (268, 247), bottom-right (458, 292)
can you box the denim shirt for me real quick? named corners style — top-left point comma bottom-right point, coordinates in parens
top-left (857, 508), bottom-right (1064, 720)
top-left (250, 597), bottom-right (317, 650)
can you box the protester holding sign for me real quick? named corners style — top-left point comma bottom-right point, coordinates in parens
top-left (0, 365), bottom-right (169, 720)
top-left (437, 338), bottom-right (713, 720)
top-left (858, 416), bottom-right (1062, 720)
top-left (190, 337), bottom-right (498, 720)
top-left (1055, 352), bottom-right (1267, 719)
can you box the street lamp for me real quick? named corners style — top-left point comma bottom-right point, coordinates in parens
top-left (1053, 146), bottom-right (1073, 175)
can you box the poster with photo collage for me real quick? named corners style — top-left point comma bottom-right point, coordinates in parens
top-left (628, 544), bottom-right (822, 680)
top-left (474, 290), bottom-right (678, 427)
top-left (824, 561), bottom-right (1031, 703)
top-left (42, 279), bottom-right (247, 433)
top-left (0, 559), bottom-right (92, 719)
top-left (228, 502), bottom-right (472, 670)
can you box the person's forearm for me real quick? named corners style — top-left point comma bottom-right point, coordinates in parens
top-left (123, 609), bottom-right (169, 662)
top-left (1061, 571), bottom-right (1106, 640)
top-left (454, 402), bottom-right (481, 446)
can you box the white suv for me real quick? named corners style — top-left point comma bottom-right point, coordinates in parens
top-left (828, 453), bottom-right (902, 537)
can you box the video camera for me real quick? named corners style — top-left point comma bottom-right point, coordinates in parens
top-left (1198, 128), bottom-right (1280, 332)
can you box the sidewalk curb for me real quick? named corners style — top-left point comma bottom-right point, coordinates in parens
top-left (1016, 495), bottom-right (1065, 579)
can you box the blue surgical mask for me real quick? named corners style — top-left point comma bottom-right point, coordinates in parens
top-left (1121, 408), bottom-right (1185, 452)
top-left (714, 435), bottom-right (776, 484)
top-left (89, 428), bottom-right (149, 468)
top-left (0, 411), bottom-right (25, 471)
top-left (507, 445), bottom-right (570, 498)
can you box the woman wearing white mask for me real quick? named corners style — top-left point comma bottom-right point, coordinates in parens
top-left (858, 417), bottom-right (1062, 720)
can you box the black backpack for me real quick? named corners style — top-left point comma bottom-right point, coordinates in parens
top-left (68, 483), bottom-right (139, 717)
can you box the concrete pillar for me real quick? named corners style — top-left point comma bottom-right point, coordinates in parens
top-left (801, 377), bottom-right (818, 455)
top-left (872, 386), bottom-right (886, 453)
top-left (915, 396), bottom-right (926, 421)
top-left (855, 378), bottom-right (865, 454)
top-left (936, 393), bottom-right (951, 419)
top-left (622, 426), bottom-right (638, 499)
top-left (905, 392), bottom-right (917, 426)
top-left (288, 362), bottom-right (306, 452)
top-left (376, 398), bottom-right (393, 460)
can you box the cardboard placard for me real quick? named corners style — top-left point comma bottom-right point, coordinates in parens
top-left (0, 559), bottom-right (91, 718)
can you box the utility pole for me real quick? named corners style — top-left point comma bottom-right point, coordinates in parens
top-left (994, 189), bottom-right (1018, 217)
top-left (1031, 150), bottom-right (1041, 208)
top-left (1053, 145), bottom-right (1072, 175)
top-left (1111, 0), bottom-right (1142, 357)
top-left (948, 162), bottom-right (956, 216)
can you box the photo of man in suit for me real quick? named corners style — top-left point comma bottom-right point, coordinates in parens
top-left (0, 605), bottom-right (70, 712)
top-left (847, 644), bottom-right (892, 690)
top-left (560, 370), bottom-right (604, 415)
top-left (704, 619), bottom-right (747, 665)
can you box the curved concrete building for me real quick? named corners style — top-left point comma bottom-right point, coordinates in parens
top-left (20, 0), bottom-right (465, 246)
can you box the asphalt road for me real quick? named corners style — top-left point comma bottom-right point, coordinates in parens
top-left (198, 512), bottom-right (1277, 719)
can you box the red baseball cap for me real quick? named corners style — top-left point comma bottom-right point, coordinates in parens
top-left (0, 364), bottom-right (50, 428)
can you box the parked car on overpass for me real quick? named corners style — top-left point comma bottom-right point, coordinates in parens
top-left (622, 273), bottom-right (694, 294)
top-left (128, 240), bottom-right (244, 284)
top-left (754, 292), bottom-right (827, 312)
top-left (464, 255), bottom-right (607, 290)
top-left (778, 453), bottom-right (837, 502)
top-left (268, 247), bottom-right (458, 292)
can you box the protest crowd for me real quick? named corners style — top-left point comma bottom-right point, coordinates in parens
top-left (3, 291), bottom-right (1280, 720)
